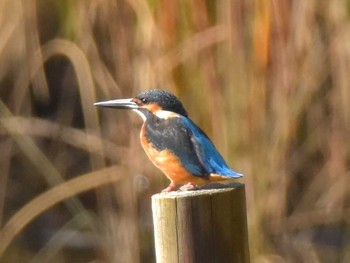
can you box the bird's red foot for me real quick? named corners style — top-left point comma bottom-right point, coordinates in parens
top-left (179, 182), bottom-right (199, 191)
top-left (162, 182), bottom-right (177, 192)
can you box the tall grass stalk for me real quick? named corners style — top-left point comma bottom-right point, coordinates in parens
top-left (0, 0), bottom-right (349, 262)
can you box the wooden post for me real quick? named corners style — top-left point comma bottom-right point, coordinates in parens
top-left (152, 183), bottom-right (249, 263)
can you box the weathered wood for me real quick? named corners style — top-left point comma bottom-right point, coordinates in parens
top-left (152, 183), bottom-right (249, 263)
top-left (152, 195), bottom-right (178, 261)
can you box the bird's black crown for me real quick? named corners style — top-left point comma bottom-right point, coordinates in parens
top-left (135, 89), bottom-right (188, 117)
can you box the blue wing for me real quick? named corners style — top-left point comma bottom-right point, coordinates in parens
top-left (144, 113), bottom-right (242, 179)
top-left (181, 117), bottom-right (242, 178)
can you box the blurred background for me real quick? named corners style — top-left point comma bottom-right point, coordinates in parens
top-left (0, 0), bottom-right (349, 262)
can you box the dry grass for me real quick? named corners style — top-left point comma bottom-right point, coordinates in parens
top-left (0, 0), bottom-right (349, 262)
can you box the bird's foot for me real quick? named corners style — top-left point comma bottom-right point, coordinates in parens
top-left (179, 182), bottom-right (199, 191)
top-left (162, 182), bottom-right (177, 192)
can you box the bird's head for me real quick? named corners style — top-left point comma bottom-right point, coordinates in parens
top-left (94, 89), bottom-right (188, 119)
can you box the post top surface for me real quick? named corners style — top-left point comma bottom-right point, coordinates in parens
top-left (152, 183), bottom-right (244, 199)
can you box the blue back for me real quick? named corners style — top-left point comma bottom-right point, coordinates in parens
top-left (181, 117), bottom-right (242, 178)
top-left (144, 112), bottom-right (242, 178)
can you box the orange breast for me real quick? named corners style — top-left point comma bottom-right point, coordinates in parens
top-left (140, 125), bottom-right (208, 185)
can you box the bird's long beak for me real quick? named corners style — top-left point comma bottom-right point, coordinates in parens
top-left (94, 98), bottom-right (138, 109)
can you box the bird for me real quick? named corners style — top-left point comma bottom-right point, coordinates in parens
top-left (94, 89), bottom-right (242, 192)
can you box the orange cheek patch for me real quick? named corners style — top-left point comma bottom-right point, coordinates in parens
top-left (132, 98), bottom-right (142, 104)
top-left (144, 103), bottom-right (162, 113)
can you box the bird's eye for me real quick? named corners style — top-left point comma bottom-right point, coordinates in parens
top-left (140, 97), bottom-right (147, 104)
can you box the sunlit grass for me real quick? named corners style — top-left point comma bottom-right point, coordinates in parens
top-left (0, 0), bottom-right (349, 262)
top-left (0, 166), bottom-right (124, 256)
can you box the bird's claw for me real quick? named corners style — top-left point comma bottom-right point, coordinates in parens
top-left (179, 182), bottom-right (199, 191)
top-left (162, 182), bottom-right (177, 192)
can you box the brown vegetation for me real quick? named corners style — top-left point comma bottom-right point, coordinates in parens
top-left (0, 0), bottom-right (349, 262)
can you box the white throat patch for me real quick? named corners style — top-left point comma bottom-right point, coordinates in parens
top-left (132, 109), bottom-right (179, 121)
top-left (132, 109), bottom-right (146, 122)
top-left (155, 110), bottom-right (179, 119)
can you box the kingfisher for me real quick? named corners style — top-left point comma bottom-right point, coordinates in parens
top-left (94, 89), bottom-right (242, 192)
